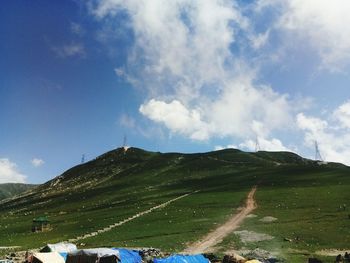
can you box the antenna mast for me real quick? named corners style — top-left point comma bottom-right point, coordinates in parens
top-left (81, 154), bottom-right (85, 164)
top-left (315, 140), bottom-right (323, 161)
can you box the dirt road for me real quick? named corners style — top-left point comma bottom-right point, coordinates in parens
top-left (183, 186), bottom-right (257, 254)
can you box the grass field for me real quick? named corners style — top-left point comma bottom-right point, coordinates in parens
top-left (0, 147), bottom-right (349, 262)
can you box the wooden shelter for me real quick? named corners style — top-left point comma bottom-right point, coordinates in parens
top-left (32, 216), bottom-right (50, 232)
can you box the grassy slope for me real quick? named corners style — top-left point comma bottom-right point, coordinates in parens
top-left (0, 148), bottom-right (349, 262)
top-left (0, 183), bottom-right (37, 200)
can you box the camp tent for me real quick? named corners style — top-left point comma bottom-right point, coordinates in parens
top-left (153, 254), bottom-right (209, 263)
top-left (40, 242), bottom-right (77, 253)
top-left (112, 248), bottom-right (142, 263)
top-left (66, 248), bottom-right (120, 263)
top-left (29, 252), bottom-right (65, 263)
top-left (40, 242), bottom-right (77, 261)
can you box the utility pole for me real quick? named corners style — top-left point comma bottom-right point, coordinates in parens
top-left (81, 154), bottom-right (85, 164)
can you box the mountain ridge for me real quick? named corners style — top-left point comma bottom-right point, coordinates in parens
top-left (0, 147), bottom-right (349, 262)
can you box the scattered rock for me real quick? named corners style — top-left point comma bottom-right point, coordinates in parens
top-left (139, 248), bottom-right (164, 263)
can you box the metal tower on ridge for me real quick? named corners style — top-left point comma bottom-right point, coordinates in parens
top-left (81, 154), bottom-right (85, 164)
top-left (123, 135), bottom-right (127, 147)
top-left (315, 140), bottom-right (323, 161)
top-left (255, 136), bottom-right (260, 152)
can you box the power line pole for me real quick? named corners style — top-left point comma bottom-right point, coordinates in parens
top-left (81, 154), bottom-right (85, 164)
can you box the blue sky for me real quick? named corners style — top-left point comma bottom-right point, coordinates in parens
top-left (1, 0), bottom-right (350, 184)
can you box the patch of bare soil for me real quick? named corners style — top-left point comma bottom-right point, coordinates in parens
top-left (234, 230), bottom-right (274, 243)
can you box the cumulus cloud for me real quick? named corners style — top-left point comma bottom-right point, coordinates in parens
top-left (52, 42), bottom-right (86, 58)
top-left (215, 136), bottom-right (290, 152)
top-left (91, 0), bottom-right (292, 144)
top-left (140, 99), bottom-right (209, 140)
top-left (297, 102), bottom-right (350, 165)
top-left (0, 159), bottom-right (26, 183)
top-left (333, 101), bottom-right (350, 129)
top-left (259, 0), bottom-right (350, 72)
top-left (31, 158), bottom-right (44, 167)
top-left (239, 137), bottom-right (291, 152)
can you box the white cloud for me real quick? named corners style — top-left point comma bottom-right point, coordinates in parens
top-left (333, 100), bottom-right (350, 129)
top-left (31, 158), bottom-right (44, 168)
top-left (139, 99), bottom-right (209, 140)
top-left (139, 75), bottom-right (291, 141)
top-left (215, 136), bottom-right (291, 152)
top-left (0, 159), bottom-right (26, 184)
top-left (91, 0), bottom-right (293, 143)
top-left (277, 0), bottom-right (350, 72)
top-left (249, 30), bottom-right (270, 50)
top-left (239, 137), bottom-right (290, 152)
top-left (297, 107), bottom-right (350, 165)
top-left (52, 43), bottom-right (86, 58)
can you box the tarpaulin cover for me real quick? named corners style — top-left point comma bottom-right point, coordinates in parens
top-left (153, 254), bottom-right (209, 263)
top-left (31, 252), bottom-right (65, 263)
top-left (66, 248), bottom-right (120, 263)
top-left (112, 248), bottom-right (142, 263)
top-left (40, 242), bottom-right (77, 253)
top-left (58, 252), bottom-right (68, 262)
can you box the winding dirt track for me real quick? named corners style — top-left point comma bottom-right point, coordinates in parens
top-left (183, 186), bottom-right (257, 254)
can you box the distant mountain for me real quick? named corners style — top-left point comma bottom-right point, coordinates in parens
top-left (0, 183), bottom-right (37, 200)
top-left (0, 147), bottom-right (348, 262)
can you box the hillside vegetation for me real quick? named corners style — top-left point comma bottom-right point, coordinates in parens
top-left (0, 147), bottom-right (349, 262)
top-left (0, 183), bottom-right (36, 201)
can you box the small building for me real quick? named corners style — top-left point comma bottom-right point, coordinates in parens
top-left (32, 216), bottom-right (50, 232)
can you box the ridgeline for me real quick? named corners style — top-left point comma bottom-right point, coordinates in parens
top-left (0, 147), bottom-right (349, 262)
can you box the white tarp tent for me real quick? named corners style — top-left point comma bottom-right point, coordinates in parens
top-left (40, 242), bottom-right (77, 253)
top-left (66, 248), bottom-right (120, 263)
top-left (30, 252), bottom-right (65, 263)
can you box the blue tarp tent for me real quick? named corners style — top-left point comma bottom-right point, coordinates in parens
top-left (58, 252), bottom-right (68, 262)
top-left (154, 255), bottom-right (209, 263)
top-left (112, 248), bottom-right (142, 263)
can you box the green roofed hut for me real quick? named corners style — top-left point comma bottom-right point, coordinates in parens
top-left (32, 216), bottom-right (50, 232)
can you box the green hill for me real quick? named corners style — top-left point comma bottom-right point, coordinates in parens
top-left (0, 183), bottom-right (37, 200)
top-left (0, 147), bottom-right (348, 262)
